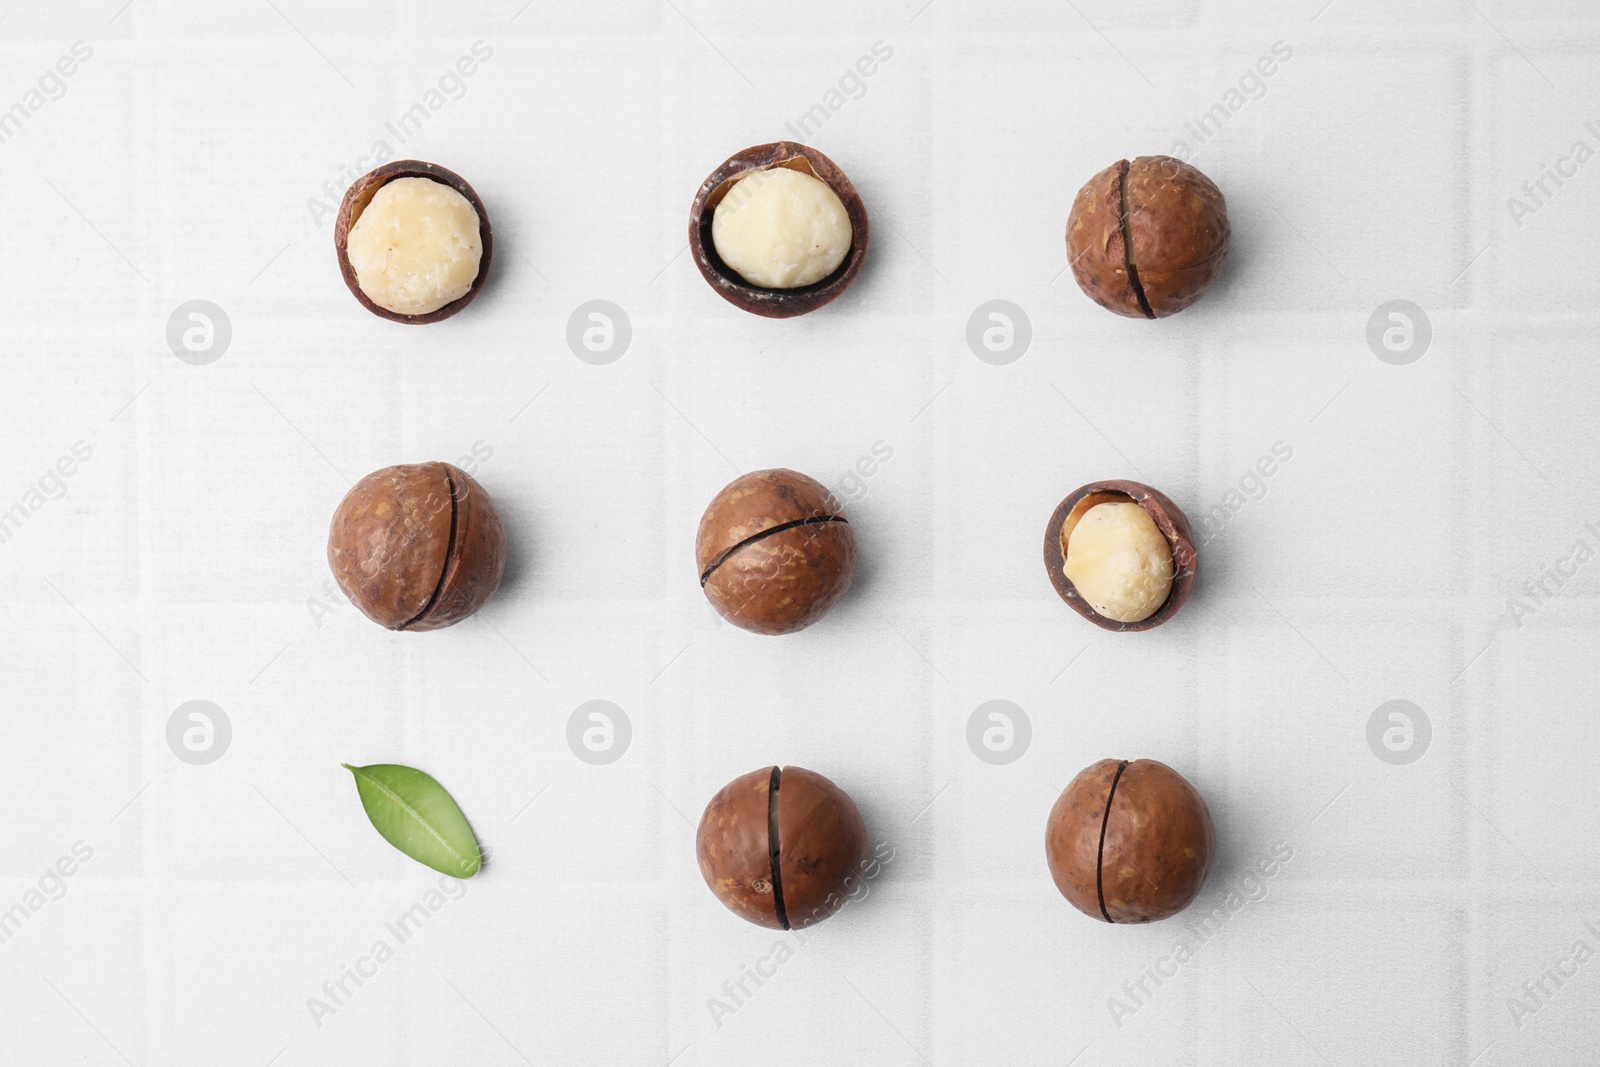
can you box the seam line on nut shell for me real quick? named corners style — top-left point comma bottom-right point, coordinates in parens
top-left (1117, 162), bottom-right (1155, 320)
top-left (399, 467), bottom-right (460, 630)
top-left (698, 515), bottom-right (849, 586)
top-left (1096, 760), bottom-right (1130, 923)
top-left (768, 766), bottom-right (789, 931)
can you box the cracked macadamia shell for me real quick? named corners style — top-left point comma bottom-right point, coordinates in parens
top-left (327, 462), bottom-right (507, 631)
top-left (696, 766), bottom-right (870, 931)
top-left (690, 142), bottom-right (869, 318)
top-left (1066, 155), bottom-right (1230, 319)
top-left (695, 469), bottom-right (856, 636)
top-left (1044, 480), bottom-right (1197, 632)
top-left (334, 160), bottom-right (493, 324)
top-left (1046, 759), bottom-right (1215, 924)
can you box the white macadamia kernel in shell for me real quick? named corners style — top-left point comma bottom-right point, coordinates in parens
top-left (711, 168), bottom-right (852, 289)
top-left (1063, 501), bottom-right (1175, 623)
top-left (346, 177), bottom-right (482, 316)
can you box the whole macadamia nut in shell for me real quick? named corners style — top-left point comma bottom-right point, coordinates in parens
top-left (1066, 156), bottom-right (1230, 319)
top-left (696, 766), bottom-right (870, 930)
top-left (695, 469), bottom-right (856, 635)
top-left (327, 462), bottom-right (507, 631)
top-left (1046, 759), bottom-right (1215, 923)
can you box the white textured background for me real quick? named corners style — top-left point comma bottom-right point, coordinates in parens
top-left (0, 0), bottom-right (1596, 1064)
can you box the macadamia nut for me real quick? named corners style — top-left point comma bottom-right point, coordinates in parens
top-left (712, 168), bottom-right (852, 289)
top-left (1063, 501), bottom-right (1174, 623)
top-left (346, 177), bottom-right (483, 316)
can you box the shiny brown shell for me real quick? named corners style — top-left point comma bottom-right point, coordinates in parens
top-left (777, 767), bottom-right (871, 930)
top-left (1046, 759), bottom-right (1215, 923)
top-left (695, 469), bottom-right (856, 636)
top-left (1066, 155), bottom-right (1229, 319)
top-left (696, 767), bottom-right (782, 929)
top-left (1043, 479), bottom-right (1197, 633)
top-left (327, 462), bottom-right (507, 631)
top-left (334, 160), bottom-right (494, 325)
top-left (689, 142), bottom-right (870, 318)
top-left (696, 766), bottom-right (869, 931)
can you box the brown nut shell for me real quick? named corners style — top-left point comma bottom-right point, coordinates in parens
top-left (1066, 155), bottom-right (1229, 319)
top-left (689, 142), bottom-right (869, 318)
top-left (334, 160), bottom-right (494, 325)
top-left (1065, 160), bottom-right (1143, 318)
top-left (327, 462), bottom-right (507, 631)
top-left (696, 767), bottom-right (783, 929)
top-left (696, 766), bottom-right (869, 931)
top-left (1042, 758), bottom-right (1121, 919)
top-left (696, 469), bottom-right (856, 636)
top-left (776, 766), bottom-right (871, 930)
top-left (1043, 479), bottom-right (1196, 632)
top-left (1046, 759), bottom-right (1216, 924)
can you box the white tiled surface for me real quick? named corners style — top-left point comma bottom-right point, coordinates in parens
top-left (0, 1), bottom-right (1596, 1064)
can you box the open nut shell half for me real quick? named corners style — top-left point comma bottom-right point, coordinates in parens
top-left (689, 141), bottom-right (870, 318)
top-left (1043, 479), bottom-right (1197, 632)
top-left (333, 159), bottom-right (494, 325)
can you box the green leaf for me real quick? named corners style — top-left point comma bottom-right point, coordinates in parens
top-left (342, 763), bottom-right (483, 878)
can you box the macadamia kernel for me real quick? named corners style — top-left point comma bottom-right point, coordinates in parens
top-left (1063, 502), bottom-right (1174, 623)
top-left (712, 168), bottom-right (852, 289)
top-left (346, 177), bottom-right (483, 316)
